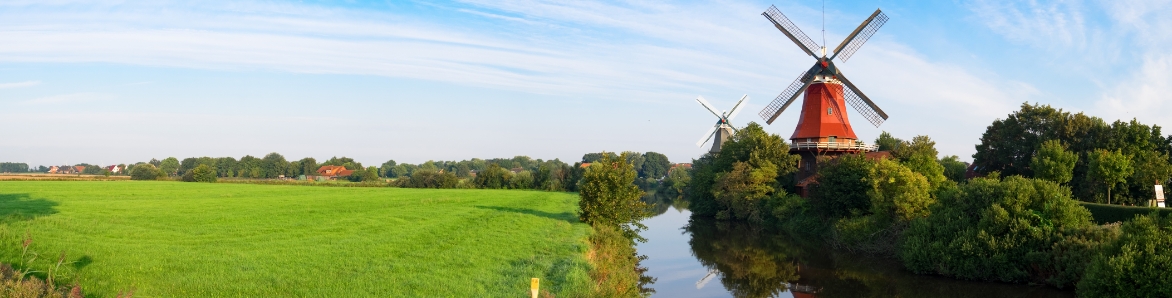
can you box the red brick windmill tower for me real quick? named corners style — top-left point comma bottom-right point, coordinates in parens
top-left (757, 5), bottom-right (890, 184)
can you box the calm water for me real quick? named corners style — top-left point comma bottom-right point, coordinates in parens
top-left (635, 196), bottom-right (1077, 298)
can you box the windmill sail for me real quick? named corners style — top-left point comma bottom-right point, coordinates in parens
top-left (836, 72), bottom-right (888, 127)
top-left (831, 9), bottom-right (888, 62)
top-left (760, 65), bottom-right (818, 124)
top-left (763, 5), bottom-right (820, 57)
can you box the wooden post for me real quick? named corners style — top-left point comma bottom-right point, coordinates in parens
top-left (530, 278), bottom-right (540, 298)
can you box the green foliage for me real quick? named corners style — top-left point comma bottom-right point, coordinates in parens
top-left (191, 164), bottom-right (217, 182)
top-left (641, 152), bottom-right (671, 179)
top-left (900, 176), bottom-right (1099, 287)
top-left (895, 135), bottom-right (939, 161)
top-left (587, 225), bottom-right (654, 298)
top-left (0, 162), bottom-right (30, 173)
top-left (1078, 212), bottom-right (1172, 297)
top-left (396, 169), bottom-right (459, 188)
top-left (809, 154), bottom-right (875, 218)
top-left (473, 164), bottom-right (512, 189)
top-left (973, 103), bottom-right (1172, 202)
top-left (939, 155), bottom-right (968, 183)
top-left (577, 152), bottom-right (649, 242)
top-left (1127, 150), bottom-right (1172, 204)
top-left (1079, 202), bottom-right (1172, 224)
top-left (581, 152), bottom-right (617, 163)
top-left (347, 166), bottom-right (380, 182)
top-left (129, 164), bottom-right (162, 180)
top-left (902, 154), bottom-right (947, 189)
top-left (1087, 149), bottom-right (1133, 204)
top-left (509, 170), bottom-right (534, 189)
top-left (1031, 140), bottom-right (1079, 184)
top-left (658, 166), bottom-right (691, 197)
top-left (688, 122), bottom-right (800, 219)
top-left (875, 131), bottom-right (903, 152)
top-left (159, 157), bottom-right (180, 177)
top-left (711, 162), bottom-right (779, 223)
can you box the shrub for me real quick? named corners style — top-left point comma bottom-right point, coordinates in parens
top-left (578, 152), bottom-right (649, 241)
top-left (509, 170), bottom-right (534, 189)
top-left (347, 166), bottom-right (379, 182)
top-left (900, 176), bottom-right (1100, 287)
top-left (191, 164), bottom-right (217, 182)
top-left (688, 122), bottom-right (799, 219)
top-left (1078, 212), bottom-right (1172, 297)
top-left (1079, 202), bottom-right (1172, 224)
top-left (473, 164), bottom-right (511, 189)
top-left (397, 169), bottom-right (459, 188)
top-left (130, 164), bottom-right (162, 180)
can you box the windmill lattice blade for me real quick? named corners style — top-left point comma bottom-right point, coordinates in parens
top-left (727, 94), bottom-right (749, 121)
top-left (696, 96), bottom-right (723, 118)
top-left (697, 124), bottom-right (719, 148)
top-left (763, 5), bottom-right (820, 57)
top-left (759, 65), bottom-right (819, 124)
top-left (836, 71), bottom-right (888, 127)
top-left (831, 9), bottom-right (888, 62)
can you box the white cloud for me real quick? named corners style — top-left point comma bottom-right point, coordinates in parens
top-left (0, 80), bottom-right (40, 89)
top-left (22, 92), bottom-right (111, 105)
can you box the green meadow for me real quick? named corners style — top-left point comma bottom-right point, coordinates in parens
top-left (0, 181), bottom-right (593, 297)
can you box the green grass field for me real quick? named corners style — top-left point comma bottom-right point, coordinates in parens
top-left (0, 181), bottom-right (593, 297)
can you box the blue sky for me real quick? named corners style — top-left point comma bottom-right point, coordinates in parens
top-left (2, 0), bottom-right (1169, 167)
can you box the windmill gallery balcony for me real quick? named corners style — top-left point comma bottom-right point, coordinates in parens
top-left (790, 140), bottom-right (877, 152)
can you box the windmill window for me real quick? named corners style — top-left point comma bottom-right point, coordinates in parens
top-left (827, 108), bottom-right (833, 115)
top-left (829, 136), bottom-right (837, 143)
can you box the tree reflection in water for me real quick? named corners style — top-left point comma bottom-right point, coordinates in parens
top-left (680, 217), bottom-right (1077, 298)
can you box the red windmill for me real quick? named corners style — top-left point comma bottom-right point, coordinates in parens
top-left (758, 5), bottom-right (890, 184)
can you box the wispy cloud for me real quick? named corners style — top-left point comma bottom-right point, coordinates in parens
top-left (0, 80), bottom-right (40, 89)
top-left (22, 92), bottom-right (111, 105)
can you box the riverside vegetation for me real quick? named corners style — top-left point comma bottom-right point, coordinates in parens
top-left (685, 103), bottom-right (1172, 297)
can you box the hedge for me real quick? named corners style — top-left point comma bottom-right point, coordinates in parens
top-left (1080, 202), bottom-right (1172, 224)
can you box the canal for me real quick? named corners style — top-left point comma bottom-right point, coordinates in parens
top-left (636, 196), bottom-right (1077, 298)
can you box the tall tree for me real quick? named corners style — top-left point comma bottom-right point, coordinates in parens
top-left (641, 152), bottom-right (671, 179)
top-left (622, 151), bottom-right (646, 177)
top-left (159, 157), bottom-right (180, 177)
top-left (938, 156), bottom-right (968, 183)
top-left (1031, 140), bottom-right (1079, 185)
top-left (875, 131), bottom-right (903, 152)
top-left (1087, 149), bottom-right (1133, 204)
top-left (578, 152), bottom-right (649, 241)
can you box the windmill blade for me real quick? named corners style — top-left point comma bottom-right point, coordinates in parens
top-left (726, 94), bottom-right (749, 120)
top-left (763, 5), bottom-right (820, 57)
top-left (759, 65), bottom-right (819, 124)
top-left (836, 70), bottom-right (889, 127)
top-left (696, 124), bottom-right (720, 148)
top-left (695, 96), bottom-right (722, 118)
top-left (831, 9), bottom-right (888, 62)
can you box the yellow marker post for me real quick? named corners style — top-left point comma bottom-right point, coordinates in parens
top-left (530, 278), bottom-right (540, 298)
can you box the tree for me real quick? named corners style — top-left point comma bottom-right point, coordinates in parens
top-left (622, 151), bottom-right (645, 177)
top-left (510, 170), bottom-right (535, 189)
top-left (215, 157), bottom-right (237, 177)
top-left (1127, 150), bottom-right (1172, 205)
top-left (1087, 149), bottom-right (1133, 204)
top-left (473, 164), bottom-right (512, 189)
top-left (939, 155), bottom-right (968, 183)
top-left (661, 166), bottom-right (691, 197)
top-left (261, 152), bottom-right (288, 178)
top-left (130, 164), bottom-right (162, 180)
top-left (895, 135), bottom-right (938, 161)
top-left (297, 157), bottom-right (318, 177)
top-left (379, 160), bottom-right (397, 177)
top-left (875, 131), bottom-right (903, 152)
top-left (348, 166), bottom-right (380, 182)
top-left (582, 152), bottom-right (617, 163)
top-left (1031, 140), bottom-right (1079, 184)
top-left (184, 164), bottom-right (217, 182)
top-left (688, 122), bottom-right (801, 218)
top-left (0, 162), bottom-right (30, 173)
top-left (578, 152), bottom-right (649, 241)
top-left (641, 152), bottom-right (671, 179)
top-left (711, 161), bottom-right (778, 223)
top-left (159, 157), bottom-right (180, 177)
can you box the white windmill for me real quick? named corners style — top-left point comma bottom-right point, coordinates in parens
top-left (696, 94), bottom-right (749, 153)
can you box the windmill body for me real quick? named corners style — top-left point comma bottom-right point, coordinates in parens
top-left (758, 5), bottom-right (890, 193)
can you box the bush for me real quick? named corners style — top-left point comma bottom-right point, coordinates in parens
top-left (1079, 202), bottom-right (1172, 224)
top-left (347, 166), bottom-right (380, 182)
top-left (578, 152), bottom-right (649, 241)
top-left (473, 164), bottom-right (511, 189)
top-left (509, 170), bottom-right (534, 189)
top-left (191, 164), bottom-right (217, 182)
top-left (130, 164), bottom-right (162, 180)
top-left (1078, 212), bottom-right (1172, 297)
top-left (397, 169), bottom-right (459, 188)
top-left (900, 175), bottom-right (1101, 287)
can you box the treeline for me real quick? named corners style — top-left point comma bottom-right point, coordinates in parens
top-left (685, 103), bottom-right (1172, 296)
top-left (0, 162), bottom-right (29, 173)
top-left (973, 103), bottom-right (1172, 204)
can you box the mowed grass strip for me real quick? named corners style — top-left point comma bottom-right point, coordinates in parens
top-left (0, 181), bottom-right (592, 297)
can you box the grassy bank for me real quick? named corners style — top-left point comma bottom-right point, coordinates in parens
top-left (0, 181), bottom-right (592, 296)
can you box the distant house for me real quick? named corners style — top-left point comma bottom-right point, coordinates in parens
top-left (106, 165), bottom-right (121, 173)
top-left (316, 165), bottom-right (354, 179)
top-left (74, 166), bottom-right (86, 173)
top-left (579, 163), bottom-right (592, 168)
top-left (48, 166), bottom-right (59, 174)
top-left (52, 165), bottom-right (79, 174)
top-left (669, 163), bottom-right (692, 171)
top-left (510, 167), bottom-right (524, 174)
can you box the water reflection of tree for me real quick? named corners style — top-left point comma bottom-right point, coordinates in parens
top-left (686, 218), bottom-right (801, 298)
top-left (683, 218), bottom-right (1076, 298)
top-left (642, 192), bottom-right (689, 217)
